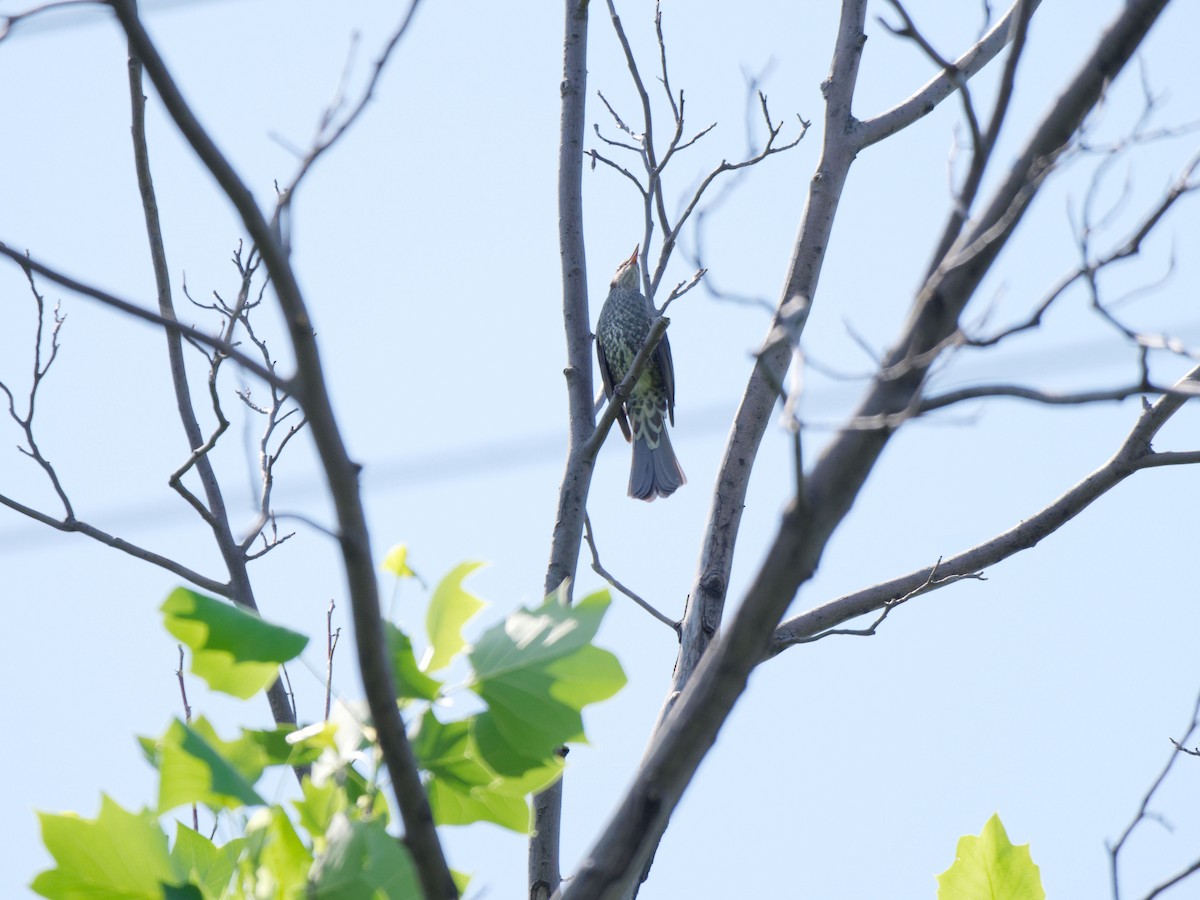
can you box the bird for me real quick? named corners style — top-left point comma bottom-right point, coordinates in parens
top-left (595, 246), bottom-right (686, 501)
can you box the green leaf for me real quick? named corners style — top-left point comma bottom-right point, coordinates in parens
top-left (162, 588), bottom-right (308, 699)
top-left (937, 813), bottom-right (1045, 900)
top-left (385, 623), bottom-right (443, 701)
top-left (240, 807), bottom-right (312, 898)
top-left (168, 824), bottom-right (245, 899)
top-left (382, 543), bottom-right (415, 578)
top-left (293, 776), bottom-right (347, 844)
top-left (149, 718), bottom-right (266, 813)
top-left (469, 590), bottom-right (625, 776)
top-left (32, 795), bottom-right (174, 899)
top-left (424, 561), bottom-right (487, 673)
top-left (426, 776), bottom-right (530, 833)
top-left (411, 709), bottom-right (562, 833)
top-left (244, 722), bottom-right (335, 769)
top-left (310, 814), bottom-right (420, 899)
top-left (162, 885), bottom-right (205, 900)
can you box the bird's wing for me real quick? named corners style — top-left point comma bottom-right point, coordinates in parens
top-left (655, 332), bottom-right (677, 427)
top-left (596, 335), bottom-right (633, 441)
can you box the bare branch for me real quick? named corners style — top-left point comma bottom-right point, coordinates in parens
top-left (1141, 861), bottom-right (1200, 900)
top-left (110, 4), bottom-right (454, 895)
top-left (125, 34), bottom-right (302, 737)
top-left (533, 0), bottom-right (593, 893)
top-left (918, 379), bottom-right (1197, 413)
top-left (966, 147), bottom-right (1200, 364)
top-left (591, 3), bottom-right (807, 304)
top-left (0, 0), bottom-right (97, 42)
top-left (174, 645), bottom-right (199, 832)
top-left (880, 0), bottom-right (985, 167)
top-left (586, 147), bottom-right (647, 194)
top-left (662, 0), bottom-right (874, 793)
top-left (583, 514), bottom-right (678, 633)
top-left (273, 2), bottom-right (422, 222)
top-left (859, 0), bottom-right (1045, 147)
top-left (566, 7), bottom-right (1177, 889)
top-left (922, 0), bottom-right (1036, 276)
top-left (595, 89), bottom-right (640, 142)
top-left (653, 1), bottom-right (677, 121)
top-left (325, 599), bottom-right (341, 722)
top-left (650, 95), bottom-right (808, 297)
top-left (794, 559), bottom-right (985, 644)
top-left (1110, 686), bottom-right (1200, 899)
top-left (0, 491), bottom-right (230, 595)
top-left (0, 244), bottom-right (285, 389)
top-left (1168, 739), bottom-right (1200, 758)
top-left (1, 264), bottom-right (74, 518)
top-left (771, 363), bottom-right (1200, 656)
top-left (659, 267), bottom-right (706, 313)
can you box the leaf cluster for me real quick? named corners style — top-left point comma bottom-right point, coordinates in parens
top-left (32, 556), bottom-right (626, 899)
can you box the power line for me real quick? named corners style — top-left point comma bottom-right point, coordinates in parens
top-left (3, 328), bottom-right (1197, 552)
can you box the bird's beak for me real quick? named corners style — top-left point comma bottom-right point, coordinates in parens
top-left (627, 245), bottom-right (639, 267)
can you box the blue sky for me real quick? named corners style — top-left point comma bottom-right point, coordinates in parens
top-left (2, 1), bottom-right (1200, 897)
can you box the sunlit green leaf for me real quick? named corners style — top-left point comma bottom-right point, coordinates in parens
top-left (412, 709), bottom-right (561, 833)
top-left (386, 623), bottom-right (442, 701)
top-left (245, 722), bottom-right (334, 769)
top-left (168, 824), bottom-right (245, 899)
top-left (424, 561), bottom-right (487, 673)
top-left (469, 590), bottom-right (625, 776)
top-left (310, 814), bottom-right (420, 899)
top-left (162, 588), bottom-right (307, 699)
top-left (293, 777), bottom-right (346, 846)
top-left (31, 795), bottom-right (173, 899)
top-left (382, 544), bottom-right (415, 578)
top-left (937, 813), bottom-right (1045, 900)
top-left (148, 718), bottom-right (265, 813)
top-left (240, 807), bottom-right (312, 898)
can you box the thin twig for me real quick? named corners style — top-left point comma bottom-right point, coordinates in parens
top-left (0, 243), bottom-right (285, 389)
top-left (126, 27), bottom-right (300, 740)
top-left (175, 644), bottom-right (199, 831)
top-left (793, 558), bottom-right (985, 643)
top-left (771, 362), bottom-right (1200, 657)
top-left (1109, 686), bottom-right (1200, 899)
top-left (111, 5), bottom-right (452, 894)
top-left (0, 0), bottom-right (96, 41)
top-left (326, 599), bottom-right (341, 721)
top-left (583, 514), bottom-right (679, 633)
top-left (273, 1), bottom-right (423, 225)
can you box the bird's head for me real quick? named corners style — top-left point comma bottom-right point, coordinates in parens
top-left (610, 246), bottom-right (641, 291)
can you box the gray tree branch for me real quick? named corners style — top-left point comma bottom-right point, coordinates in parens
top-left (530, 1), bottom-right (593, 895)
top-left (127, 16), bottom-right (299, 735)
top-left (108, 2), bottom-right (456, 897)
top-left (563, 1), bottom-right (1172, 895)
top-left (772, 363), bottom-right (1200, 655)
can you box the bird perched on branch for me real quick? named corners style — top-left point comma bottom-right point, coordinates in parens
top-left (596, 246), bottom-right (686, 501)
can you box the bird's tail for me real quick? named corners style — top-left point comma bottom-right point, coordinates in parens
top-left (629, 418), bottom-right (686, 501)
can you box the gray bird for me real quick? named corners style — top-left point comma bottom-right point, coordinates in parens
top-left (596, 246), bottom-right (686, 501)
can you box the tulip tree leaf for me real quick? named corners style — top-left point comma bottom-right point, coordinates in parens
top-left (169, 824), bottom-right (245, 899)
top-left (147, 718), bottom-right (266, 813)
top-left (381, 544), bottom-right (415, 579)
top-left (386, 623), bottom-right (443, 700)
top-left (937, 813), bottom-right (1045, 900)
top-left (242, 807), bottom-right (312, 897)
top-left (411, 709), bottom-right (563, 833)
top-left (469, 590), bottom-right (625, 776)
top-left (162, 588), bottom-right (307, 699)
top-left (31, 795), bottom-right (174, 899)
top-left (424, 561), bottom-right (487, 673)
top-left (310, 814), bottom-right (420, 899)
